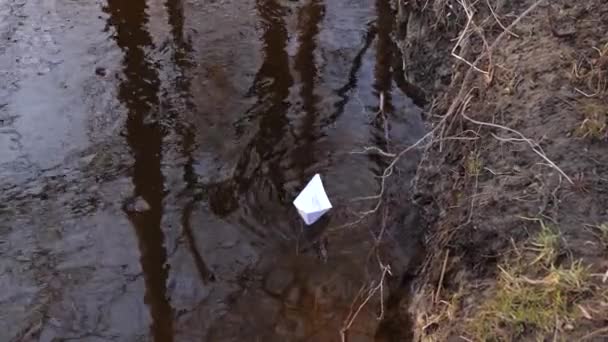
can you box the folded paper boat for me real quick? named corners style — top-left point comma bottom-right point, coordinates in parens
top-left (293, 174), bottom-right (333, 225)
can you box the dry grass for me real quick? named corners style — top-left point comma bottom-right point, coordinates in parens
top-left (527, 219), bottom-right (560, 266)
top-left (467, 262), bottom-right (589, 341)
top-left (576, 102), bottom-right (607, 140)
top-left (465, 151), bottom-right (482, 177)
top-left (571, 43), bottom-right (608, 97)
top-left (586, 222), bottom-right (608, 248)
top-left (415, 284), bottom-right (465, 342)
top-left (465, 223), bottom-right (591, 341)
top-left (414, 221), bottom-right (595, 342)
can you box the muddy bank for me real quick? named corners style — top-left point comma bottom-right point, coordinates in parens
top-left (397, 0), bottom-right (608, 340)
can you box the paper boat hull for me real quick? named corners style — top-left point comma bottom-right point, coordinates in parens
top-left (297, 208), bottom-right (330, 226)
top-left (293, 174), bottom-right (333, 226)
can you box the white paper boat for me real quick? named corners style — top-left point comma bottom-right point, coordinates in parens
top-left (293, 174), bottom-right (333, 225)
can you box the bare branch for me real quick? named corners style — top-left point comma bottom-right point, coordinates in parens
top-left (486, 0), bottom-right (520, 38)
top-left (462, 112), bottom-right (573, 184)
top-left (350, 146), bottom-right (396, 158)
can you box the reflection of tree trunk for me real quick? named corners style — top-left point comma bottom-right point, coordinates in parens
top-left (164, 0), bottom-right (214, 285)
top-left (370, 0), bottom-right (395, 154)
top-left (293, 0), bottom-right (325, 177)
top-left (207, 0), bottom-right (293, 217)
top-left (374, 0), bottom-right (394, 112)
top-left (393, 1), bottom-right (428, 107)
top-left (372, 3), bottom-right (417, 341)
top-left (166, 0), bottom-right (191, 62)
top-left (104, 1), bottom-right (173, 341)
top-left (322, 24), bottom-right (377, 126)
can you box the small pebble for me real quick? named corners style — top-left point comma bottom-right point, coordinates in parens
top-left (16, 255), bottom-right (31, 262)
top-left (264, 268), bottom-right (294, 296)
top-left (126, 196), bottom-right (151, 213)
top-left (95, 67), bottom-right (107, 77)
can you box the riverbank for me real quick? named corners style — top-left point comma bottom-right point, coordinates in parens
top-left (396, 0), bottom-right (608, 340)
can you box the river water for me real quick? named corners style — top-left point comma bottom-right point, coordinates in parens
top-left (0, 0), bottom-right (424, 340)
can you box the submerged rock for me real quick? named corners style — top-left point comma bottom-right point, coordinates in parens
top-left (264, 268), bottom-right (294, 296)
top-left (124, 196), bottom-right (151, 213)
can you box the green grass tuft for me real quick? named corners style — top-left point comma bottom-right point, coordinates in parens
top-left (466, 222), bottom-right (590, 341)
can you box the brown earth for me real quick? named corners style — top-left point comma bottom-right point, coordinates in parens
top-left (395, 0), bottom-right (608, 340)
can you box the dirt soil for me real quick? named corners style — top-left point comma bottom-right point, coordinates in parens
top-left (395, 0), bottom-right (608, 340)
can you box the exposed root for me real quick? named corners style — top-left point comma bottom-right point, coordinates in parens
top-left (350, 146), bottom-right (396, 158)
top-left (339, 208), bottom-right (392, 341)
top-left (486, 0), bottom-right (519, 38)
top-left (339, 264), bottom-right (391, 342)
top-left (452, 0), bottom-right (491, 76)
top-left (581, 326), bottom-right (608, 341)
top-left (461, 110), bottom-right (574, 184)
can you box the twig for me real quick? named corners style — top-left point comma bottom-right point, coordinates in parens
top-left (577, 304), bottom-right (592, 320)
top-left (332, 127), bottom-right (437, 231)
top-left (581, 326), bottom-right (608, 341)
top-left (487, 0), bottom-right (544, 53)
top-left (350, 146), bottom-right (396, 158)
top-left (553, 313), bottom-right (559, 342)
top-left (434, 249), bottom-right (450, 303)
top-left (490, 132), bottom-right (528, 143)
top-left (377, 92), bottom-right (385, 116)
top-left (452, 0), bottom-right (491, 75)
top-left (486, 0), bottom-right (519, 38)
top-left (461, 112), bottom-right (573, 184)
top-left (340, 209), bottom-right (391, 341)
top-left (340, 265), bottom-right (391, 342)
top-left (455, 0), bottom-right (545, 84)
top-left (451, 0), bottom-right (544, 87)
top-left (575, 87), bottom-right (599, 98)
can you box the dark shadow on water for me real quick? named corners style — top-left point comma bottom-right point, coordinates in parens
top-left (369, 0), bottom-right (397, 162)
top-left (206, 0), bottom-right (294, 227)
top-left (164, 0), bottom-right (215, 285)
top-left (291, 0), bottom-right (325, 181)
top-left (370, 1), bottom-right (418, 340)
top-left (321, 23), bottom-right (377, 127)
top-left (104, 0), bottom-right (173, 341)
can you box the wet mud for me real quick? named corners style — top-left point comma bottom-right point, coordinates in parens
top-left (0, 0), bottom-right (424, 340)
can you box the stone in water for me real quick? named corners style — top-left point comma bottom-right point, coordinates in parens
top-left (293, 174), bottom-right (332, 225)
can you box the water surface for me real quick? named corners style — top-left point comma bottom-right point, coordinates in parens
top-left (0, 0), bottom-right (424, 340)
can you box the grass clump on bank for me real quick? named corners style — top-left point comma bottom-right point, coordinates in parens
top-left (587, 222), bottom-right (608, 249)
top-left (576, 103), bottom-right (606, 140)
top-left (467, 222), bottom-right (590, 341)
